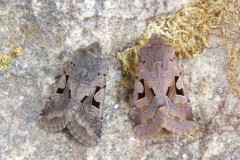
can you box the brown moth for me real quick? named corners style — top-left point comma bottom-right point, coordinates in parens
top-left (38, 42), bottom-right (106, 146)
top-left (132, 33), bottom-right (197, 139)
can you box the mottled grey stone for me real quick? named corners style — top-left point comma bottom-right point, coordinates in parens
top-left (1, 0), bottom-right (239, 160)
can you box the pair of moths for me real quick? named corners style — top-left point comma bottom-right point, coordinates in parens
top-left (38, 34), bottom-right (197, 146)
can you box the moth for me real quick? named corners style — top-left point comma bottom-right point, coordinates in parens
top-left (38, 42), bottom-right (106, 146)
top-left (132, 33), bottom-right (197, 139)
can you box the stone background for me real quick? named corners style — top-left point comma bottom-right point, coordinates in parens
top-left (0, 0), bottom-right (239, 159)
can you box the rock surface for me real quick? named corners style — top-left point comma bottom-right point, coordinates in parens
top-left (0, 0), bottom-right (239, 160)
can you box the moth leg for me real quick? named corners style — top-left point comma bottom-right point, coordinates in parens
top-left (81, 94), bottom-right (100, 118)
top-left (135, 98), bottom-right (150, 111)
top-left (166, 97), bottom-right (194, 121)
top-left (163, 115), bottom-right (197, 135)
top-left (65, 99), bottom-right (101, 146)
top-left (133, 107), bottom-right (168, 140)
top-left (138, 94), bottom-right (165, 124)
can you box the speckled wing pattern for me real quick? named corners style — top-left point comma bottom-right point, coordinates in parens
top-left (132, 33), bottom-right (197, 139)
top-left (38, 42), bottom-right (106, 147)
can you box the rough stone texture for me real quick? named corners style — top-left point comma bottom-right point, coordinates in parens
top-left (0, 0), bottom-right (239, 160)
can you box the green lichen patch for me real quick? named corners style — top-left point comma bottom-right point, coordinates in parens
top-left (0, 47), bottom-right (24, 70)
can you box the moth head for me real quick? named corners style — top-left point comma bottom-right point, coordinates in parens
top-left (138, 33), bottom-right (175, 71)
top-left (63, 60), bottom-right (75, 76)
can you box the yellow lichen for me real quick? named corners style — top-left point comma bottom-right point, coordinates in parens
top-left (0, 47), bottom-right (24, 70)
top-left (116, 47), bottom-right (138, 88)
top-left (117, 0), bottom-right (240, 96)
top-left (227, 46), bottom-right (240, 96)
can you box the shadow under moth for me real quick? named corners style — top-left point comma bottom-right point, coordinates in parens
top-left (132, 33), bottom-right (197, 140)
top-left (38, 42), bottom-right (106, 147)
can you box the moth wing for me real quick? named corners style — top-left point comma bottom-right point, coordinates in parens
top-left (67, 119), bottom-right (100, 147)
top-left (38, 103), bottom-right (68, 132)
